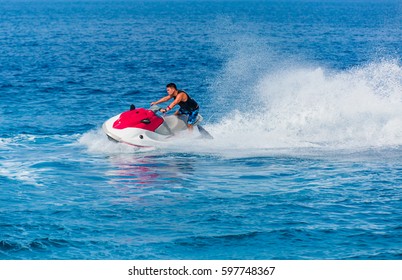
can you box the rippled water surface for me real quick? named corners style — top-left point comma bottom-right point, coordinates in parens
top-left (1, 0), bottom-right (402, 259)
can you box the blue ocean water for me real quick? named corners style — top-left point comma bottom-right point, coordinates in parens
top-left (1, 0), bottom-right (402, 260)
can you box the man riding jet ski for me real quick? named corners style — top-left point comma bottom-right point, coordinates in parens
top-left (102, 84), bottom-right (213, 147)
top-left (151, 83), bottom-right (200, 130)
top-left (102, 104), bottom-right (212, 147)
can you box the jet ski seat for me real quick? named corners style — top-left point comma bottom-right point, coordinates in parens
top-left (155, 114), bottom-right (204, 135)
top-left (164, 115), bottom-right (188, 132)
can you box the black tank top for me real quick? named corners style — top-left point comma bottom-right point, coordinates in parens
top-left (176, 90), bottom-right (199, 112)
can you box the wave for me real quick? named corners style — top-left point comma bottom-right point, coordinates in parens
top-left (206, 58), bottom-right (402, 151)
top-left (0, 134), bottom-right (81, 186)
top-left (0, 161), bottom-right (44, 187)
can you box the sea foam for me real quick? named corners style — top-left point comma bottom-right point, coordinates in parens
top-left (206, 59), bottom-right (402, 150)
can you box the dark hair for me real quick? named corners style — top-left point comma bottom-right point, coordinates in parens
top-left (166, 83), bottom-right (177, 89)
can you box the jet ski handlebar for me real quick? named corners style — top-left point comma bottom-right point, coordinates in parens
top-left (149, 104), bottom-right (163, 112)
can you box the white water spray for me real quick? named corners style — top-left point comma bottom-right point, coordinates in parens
top-left (207, 59), bottom-right (402, 150)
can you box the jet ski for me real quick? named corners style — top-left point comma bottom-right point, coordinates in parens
top-left (102, 104), bottom-right (213, 147)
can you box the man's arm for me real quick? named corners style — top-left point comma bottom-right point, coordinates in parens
top-left (160, 92), bottom-right (185, 113)
top-left (151, 95), bottom-right (172, 105)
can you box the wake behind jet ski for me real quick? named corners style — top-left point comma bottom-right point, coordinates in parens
top-left (102, 104), bottom-right (213, 147)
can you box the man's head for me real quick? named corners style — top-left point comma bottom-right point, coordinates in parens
top-left (166, 83), bottom-right (178, 96)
